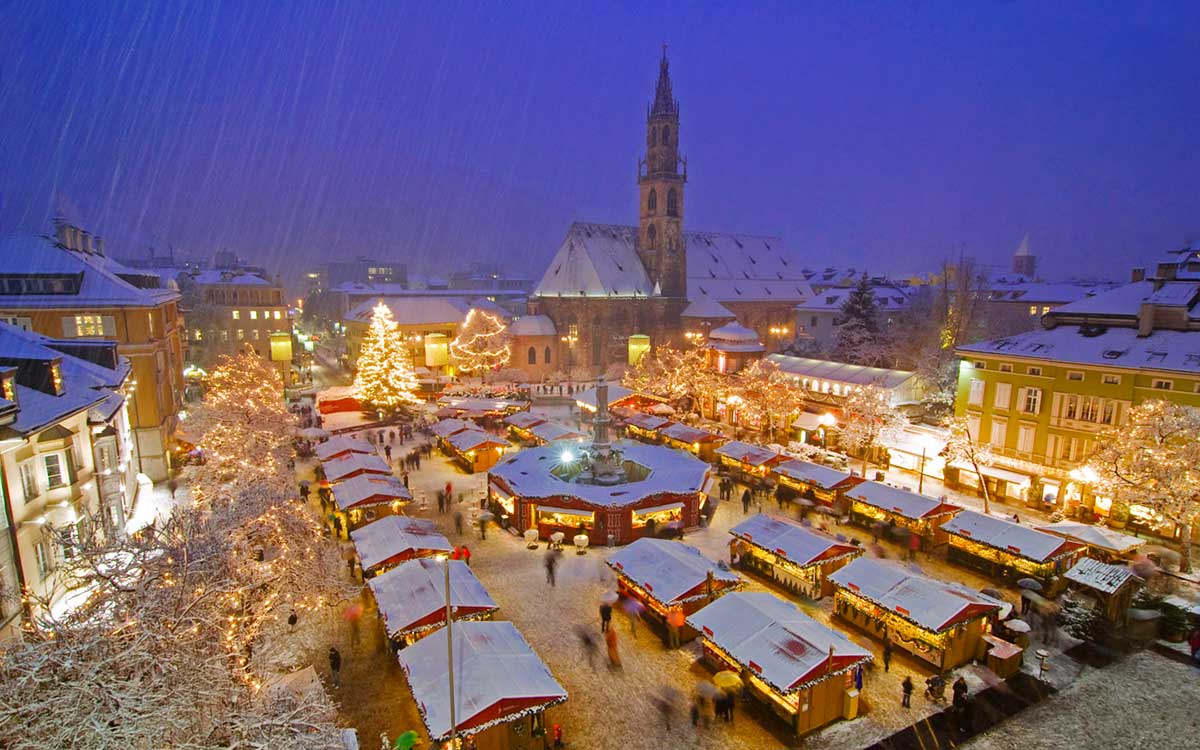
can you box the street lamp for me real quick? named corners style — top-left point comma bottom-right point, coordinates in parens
top-left (818, 412), bottom-right (836, 451)
top-left (436, 553), bottom-right (457, 747)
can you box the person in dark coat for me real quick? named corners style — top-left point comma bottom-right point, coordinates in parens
top-left (599, 602), bottom-right (613, 632)
top-left (901, 676), bottom-right (913, 707)
top-left (741, 489), bottom-right (751, 514)
top-left (454, 511), bottom-right (464, 536)
top-left (545, 551), bottom-right (558, 587)
top-left (883, 640), bottom-right (893, 672)
top-left (328, 646), bottom-right (342, 688)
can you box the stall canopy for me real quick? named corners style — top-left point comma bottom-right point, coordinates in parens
top-left (436, 396), bottom-right (527, 414)
top-left (431, 418), bottom-right (478, 439)
top-left (1064, 558), bottom-right (1142, 596)
top-left (844, 481), bottom-right (960, 520)
top-left (504, 412), bottom-right (547, 430)
top-left (790, 412), bottom-right (825, 432)
top-left (574, 383), bottom-right (635, 411)
top-left (687, 592), bottom-right (872, 692)
top-left (369, 558), bottom-right (498, 638)
top-left (624, 412), bottom-right (671, 432)
top-left (773, 460), bottom-right (856, 491)
top-left (716, 441), bottom-right (783, 468)
top-left (1036, 521), bottom-right (1143, 556)
top-left (331, 475), bottom-right (411, 511)
top-left (948, 461), bottom-right (1031, 486)
top-left (350, 516), bottom-right (453, 572)
top-left (398, 620), bottom-right (567, 742)
top-left (942, 511), bottom-right (1084, 563)
top-left (730, 514), bottom-right (860, 567)
top-left (322, 453), bottom-right (392, 482)
top-left (528, 422), bottom-right (586, 443)
top-left (607, 538), bottom-right (741, 606)
top-left (659, 422), bottom-right (721, 444)
top-left (829, 558), bottom-right (1003, 632)
top-left (446, 429), bottom-right (508, 453)
top-left (314, 436), bottom-right (374, 462)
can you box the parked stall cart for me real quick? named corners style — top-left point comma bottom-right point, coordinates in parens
top-left (729, 513), bottom-right (861, 599)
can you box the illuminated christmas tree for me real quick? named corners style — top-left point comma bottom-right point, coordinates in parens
top-left (450, 308), bottom-right (512, 374)
top-left (353, 301), bottom-right (420, 410)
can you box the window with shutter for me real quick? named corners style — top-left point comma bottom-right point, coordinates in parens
top-left (993, 382), bottom-right (1012, 409)
top-left (989, 419), bottom-right (1007, 448)
top-left (968, 379), bottom-right (985, 406)
top-left (1017, 425), bottom-right (1035, 453)
top-left (102, 315), bottom-right (117, 336)
top-left (966, 415), bottom-right (981, 441)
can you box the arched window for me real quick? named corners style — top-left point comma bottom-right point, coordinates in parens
top-left (650, 128), bottom-right (657, 146)
top-left (647, 224), bottom-right (656, 246)
top-left (667, 188), bottom-right (678, 216)
top-left (543, 346), bottom-right (552, 364)
top-left (662, 126), bottom-right (670, 144)
top-left (527, 346), bottom-right (537, 365)
top-left (647, 189), bottom-right (657, 213)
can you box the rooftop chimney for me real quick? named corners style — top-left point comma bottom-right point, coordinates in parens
top-left (1130, 267), bottom-right (1146, 283)
top-left (95, 236), bottom-right (105, 256)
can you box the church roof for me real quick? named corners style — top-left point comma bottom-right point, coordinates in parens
top-left (652, 49), bottom-right (677, 116)
top-left (533, 222), bottom-right (814, 303)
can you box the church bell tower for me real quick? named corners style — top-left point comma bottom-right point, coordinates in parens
top-left (637, 47), bottom-right (687, 298)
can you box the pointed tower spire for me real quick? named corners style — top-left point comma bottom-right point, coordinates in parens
top-left (1012, 233), bottom-right (1037, 278)
top-left (652, 44), bottom-right (676, 115)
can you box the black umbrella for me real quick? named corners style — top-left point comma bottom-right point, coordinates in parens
top-left (1016, 577), bottom-right (1044, 592)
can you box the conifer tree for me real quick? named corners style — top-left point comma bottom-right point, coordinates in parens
top-left (834, 272), bottom-right (883, 365)
top-left (450, 308), bottom-right (512, 374)
top-left (352, 301), bottom-right (420, 410)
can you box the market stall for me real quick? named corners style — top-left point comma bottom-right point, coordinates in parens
top-left (329, 475), bottom-right (412, 536)
top-left (369, 557), bottom-right (498, 646)
top-left (1063, 558), bottom-right (1143, 624)
top-left (843, 481), bottom-right (961, 548)
top-left (658, 422), bottom-right (726, 462)
top-left (444, 428), bottom-right (508, 473)
top-left (398, 621), bottom-right (567, 750)
top-left (943, 510), bottom-right (1086, 584)
top-left (1035, 521), bottom-right (1144, 562)
top-left (322, 452), bottom-right (392, 483)
top-left (687, 592), bottom-right (872, 737)
top-left (431, 417), bottom-right (478, 447)
top-left (350, 515), bottom-right (453, 577)
top-left (829, 557), bottom-right (1003, 670)
top-left (313, 435), bottom-right (375, 462)
top-left (526, 422), bottom-right (586, 446)
top-left (771, 459), bottom-right (862, 513)
top-left (715, 441), bottom-right (786, 485)
top-left (621, 412), bottom-right (671, 443)
top-left (435, 396), bottom-right (529, 419)
top-left (606, 538), bottom-right (741, 638)
top-left (504, 411), bottom-right (547, 442)
top-left (729, 513), bottom-right (861, 599)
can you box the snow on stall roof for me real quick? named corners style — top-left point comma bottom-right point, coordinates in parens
top-left (189, 269), bottom-right (271, 285)
top-left (730, 514), bottom-right (859, 567)
top-left (504, 412), bottom-right (546, 429)
top-left (508, 314), bottom-right (557, 336)
top-left (765, 354), bottom-right (917, 390)
top-left (681, 297), bottom-right (735, 319)
top-left (659, 422), bottom-right (720, 444)
top-left (436, 397), bottom-right (527, 413)
top-left (446, 429), bottom-right (508, 452)
top-left (624, 412), bottom-right (671, 431)
top-left (1064, 558), bottom-right (1141, 596)
top-left (773, 459), bottom-right (853, 490)
top-left (607, 538), bottom-right (740, 606)
top-left (574, 383), bottom-right (635, 410)
top-left (368, 558), bottom-right (497, 638)
top-left (942, 510), bottom-right (1078, 562)
top-left (686, 592), bottom-right (871, 693)
top-left (708, 323), bottom-right (764, 353)
top-left (715, 440), bottom-right (782, 467)
top-left (957, 325), bottom-right (1200, 375)
top-left (528, 422), bottom-right (585, 443)
top-left (343, 296), bottom-right (469, 326)
top-left (1036, 521), bottom-right (1143, 555)
top-left (489, 439), bottom-right (709, 508)
top-left (350, 516), bottom-right (452, 572)
top-left (322, 453), bottom-right (392, 481)
top-left (330, 475), bottom-right (411, 511)
top-left (829, 558), bottom-right (1002, 632)
top-left (398, 620), bottom-right (567, 742)
top-left (314, 436), bottom-right (374, 461)
top-left (0, 235), bottom-right (179, 308)
top-left (844, 481), bottom-right (959, 520)
top-left (431, 418), bottom-right (478, 438)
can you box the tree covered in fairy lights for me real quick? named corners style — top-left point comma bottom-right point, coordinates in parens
top-left (352, 301), bottom-right (420, 410)
top-left (449, 308), bottom-right (512, 374)
top-left (1086, 399), bottom-right (1200, 572)
top-left (943, 413), bottom-right (995, 514)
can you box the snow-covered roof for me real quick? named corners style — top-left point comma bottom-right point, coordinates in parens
top-left (504, 412), bottom-right (546, 430)
top-left (829, 558), bottom-right (1002, 632)
top-left (330, 475), bottom-right (411, 511)
top-left (607, 538), bottom-right (741, 606)
top-left (687, 592), bottom-right (872, 693)
top-left (681, 297), bottom-right (735, 319)
top-left (188, 269), bottom-right (272, 286)
top-left (772, 460), bottom-right (855, 491)
top-left (985, 282), bottom-right (1114, 305)
top-left (765, 354), bottom-right (917, 390)
top-left (532, 222), bottom-right (815, 302)
top-left (446, 429), bottom-right (508, 452)
top-left (659, 422), bottom-right (722, 444)
top-left (508, 314), bottom-right (557, 336)
top-left (1046, 280), bottom-right (1197, 318)
top-left (1064, 558), bottom-right (1142, 596)
top-left (1036, 521), bottom-right (1143, 555)
top-left (528, 422), bottom-right (585, 443)
top-left (369, 558), bottom-right (497, 638)
top-left (574, 383), bottom-right (635, 410)
top-left (957, 325), bottom-right (1200, 376)
top-left (343, 296), bottom-right (469, 326)
top-left (623, 412), bottom-right (671, 431)
top-left (0, 234), bottom-right (179, 308)
top-left (708, 323), bottom-right (764, 353)
top-left (795, 285), bottom-right (912, 312)
top-left (322, 453), bottom-right (392, 482)
top-left (398, 621), bottom-right (567, 742)
top-left (942, 510), bottom-right (1082, 563)
top-left (467, 297), bottom-right (511, 320)
top-left (844, 481), bottom-right (960, 521)
top-left (715, 441), bottom-right (783, 467)
top-left (431, 418), bottom-right (478, 438)
top-left (730, 514), bottom-right (860, 567)
top-left (314, 436), bottom-right (374, 461)
top-left (436, 397), bottom-right (527, 413)
top-left (489, 439), bottom-right (709, 509)
top-left (350, 515), bottom-right (452, 572)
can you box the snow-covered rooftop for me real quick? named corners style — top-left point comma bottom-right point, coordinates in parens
top-left (508, 314), bottom-right (557, 336)
top-left (1046, 279), bottom-right (1197, 318)
top-left (504, 412), bottom-right (547, 430)
top-left (1036, 521), bottom-right (1143, 555)
top-left (715, 440), bottom-right (783, 467)
top-left (942, 510), bottom-right (1082, 563)
top-left (730, 514), bottom-right (860, 567)
top-left (0, 235), bottom-right (179, 308)
top-left (658, 422), bottom-right (721, 444)
top-left (446, 428), bottom-right (508, 453)
top-left (343, 296), bottom-right (469, 326)
top-left (772, 459), bottom-right (854, 490)
top-left (686, 592), bottom-right (871, 693)
top-left (795, 285), bottom-right (912, 312)
top-left (844, 481), bottom-right (960, 521)
top-left (606, 538), bottom-right (741, 606)
top-left (957, 325), bottom-right (1200, 376)
top-left (188, 269), bottom-right (272, 286)
top-left (330, 475), bottom-right (411, 511)
top-left (574, 383), bottom-right (635, 410)
top-left (431, 418), bottom-right (478, 438)
top-left (398, 620), bottom-right (567, 742)
top-left (349, 515), bottom-right (452, 572)
top-left (314, 436), bottom-right (374, 461)
top-left (369, 558), bottom-right (497, 638)
top-left (436, 397), bottom-right (527, 413)
top-left (828, 558), bottom-right (1002, 632)
top-left (681, 297), bottom-right (735, 319)
top-left (765, 354), bottom-right (917, 390)
top-left (708, 323), bottom-right (764, 352)
top-left (322, 453), bottom-right (392, 482)
top-left (985, 282), bottom-right (1114, 305)
top-left (623, 412), bottom-right (671, 431)
top-left (1064, 558), bottom-right (1142, 596)
top-left (489, 439), bottom-right (709, 509)
top-left (528, 422), bottom-right (585, 443)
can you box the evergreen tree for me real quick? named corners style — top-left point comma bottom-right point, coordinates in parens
top-left (450, 308), bottom-right (512, 374)
top-left (834, 273), bottom-right (883, 365)
top-left (352, 301), bottom-right (420, 410)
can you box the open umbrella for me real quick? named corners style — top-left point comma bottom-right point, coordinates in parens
top-left (298, 427), bottom-right (330, 440)
top-left (478, 511), bottom-right (496, 522)
top-left (696, 681), bottom-right (720, 700)
top-left (1016, 578), bottom-right (1044, 592)
top-left (714, 670), bottom-right (743, 690)
top-left (1005, 619), bottom-right (1031, 633)
top-left (600, 591), bottom-right (619, 606)
top-left (981, 587), bottom-right (1006, 600)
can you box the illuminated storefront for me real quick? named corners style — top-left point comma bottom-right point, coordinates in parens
top-left (844, 481), bottom-right (962, 548)
top-left (942, 510), bottom-right (1085, 583)
top-left (730, 513), bottom-right (861, 599)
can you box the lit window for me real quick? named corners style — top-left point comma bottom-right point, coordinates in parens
top-left (1029, 305), bottom-right (1038, 315)
top-left (221, 330), bottom-right (229, 342)
top-left (73, 314), bottom-right (105, 336)
top-left (232, 310), bottom-right (240, 320)
top-left (237, 329), bottom-right (244, 340)
top-left (1027, 366), bottom-right (1042, 376)
top-left (251, 329), bottom-right (260, 340)
top-left (1042, 306), bottom-right (1051, 314)
top-left (250, 311), bottom-right (258, 320)
top-left (50, 364), bottom-right (63, 393)
top-left (1102, 374), bottom-right (1120, 385)
top-left (193, 329), bottom-right (203, 341)
top-left (1067, 371), bottom-right (1083, 381)
top-left (273, 310), bottom-right (281, 320)
top-left (1152, 379), bottom-right (1172, 390)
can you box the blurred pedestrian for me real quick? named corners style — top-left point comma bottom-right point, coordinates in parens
top-left (460, 545), bottom-right (472, 566)
top-left (667, 609), bottom-right (685, 649)
top-left (883, 640), bottom-right (893, 672)
top-left (454, 511), bottom-right (464, 536)
top-left (605, 626), bottom-right (622, 671)
top-left (328, 646), bottom-right (342, 688)
top-left (741, 489), bottom-right (751, 514)
top-left (576, 626), bottom-right (598, 671)
top-left (901, 676), bottom-right (913, 708)
top-left (624, 598), bottom-right (644, 639)
top-left (545, 550), bottom-right (558, 587)
top-left (600, 602), bottom-right (612, 632)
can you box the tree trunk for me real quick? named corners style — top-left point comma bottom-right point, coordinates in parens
top-left (970, 457), bottom-right (991, 515)
top-left (1180, 522), bottom-right (1192, 574)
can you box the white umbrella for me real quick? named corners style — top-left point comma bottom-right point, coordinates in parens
top-left (649, 403), bottom-right (675, 415)
top-left (600, 591), bottom-right (619, 606)
top-left (298, 427), bottom-right (330, 440)
top-left (1006, 619), bottom-right (1031, 633)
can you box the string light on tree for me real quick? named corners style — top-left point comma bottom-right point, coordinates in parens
top-left (353, 301), bottom-right (421, 410)
top-left (450, 308), bottom-right (512, 374)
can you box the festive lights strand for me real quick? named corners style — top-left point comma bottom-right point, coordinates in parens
top-left (449, 309), bottom-right (512, 373)
top-left (353, 301), bottom-right (422, 409)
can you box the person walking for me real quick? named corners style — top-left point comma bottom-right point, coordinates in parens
top-left (576, 626), bottom-right (598, 671)
top-left (953, 676), bottom-right (968, 704)
top-left (901, 676), bottom-right (913, 708)
top-left (478, 515), bottom-right (488, 540)
top-left (460, 545), bottom-right (471, 566)
top-left (666, 609), bottom-right (685, 649)
top-left (741, 488), bottom-right (751, 515)
top-left (883, 640), bottom-right (893, 672)
top-left (599, 602), bottom-right (612, 632)
top-left (402, 471), bottom-right (409, 488)
top-left (605, 626), bottom-right (622, 671)
top-left (908, 533), bottom-right (920, 561)
top-left (328, 646), bottom-right (342, 689)
top-left (454, 511), bottom-right (464, 536)
top-left (545, 551), bottom-right (558, 587)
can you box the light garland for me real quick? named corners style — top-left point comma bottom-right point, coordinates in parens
top-left (353, 301), bottom-right (422, 410)
top-left (449, 309), bottom-right (512, 373)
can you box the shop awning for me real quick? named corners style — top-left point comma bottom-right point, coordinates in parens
top-left (536, 505), bottom-right (594, 518)
top-left (791, 412), bottom-right (824, 431)
top-left (949, 461), bottom-right (1031, 486)
top-left (633, 501), bottom-right (684, 516)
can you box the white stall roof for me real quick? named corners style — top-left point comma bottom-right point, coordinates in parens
top-left (323, 453), bottom-right (392, 482)
top-left (829, 558), bottom-right (1002, 632)
top-left (529, 422), bottom-right (585, 443)
top-left (504, 412), bottom-right (547, 430)
top-left (446, 429), bottom-right (507, 452)
top-left (844, 481), bottom-right (959, 520)
top-left (943, 510), bottom-right (1080, 562)
top-left (1036, 521), bottom-right (1143, 555)
top-left (314, 436), bottom-right (374, 461)
top-left (369, 558), bottom-right (497, 637)
top-left (431, 418), bottom-right (478, 438)
top-left (607, 538), bottom-right (740, 606)
top-left (330, 475), bottom-right (411, 511)
top-left (730, 514), bottom-right (859, 567)
top-left (716, 440), bottom-right (782, 467)
top-left (350, 516), bottom-right (452, 572)
top-left (773, 459), bottom-right (854, 490)
top-left (1064, 558), bottom-right (1142, 596)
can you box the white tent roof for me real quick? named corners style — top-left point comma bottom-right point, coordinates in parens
top-left (369, 558), bottom-right (497, 637)
top-left (528, 422), bottom-right (585, 443)
top-left (686, 592), bottom-right (871, 693)
top-left (398, 621), bottom-right (567, 741)
top-left (431, 418), bottom-right (477, 438)
top-left (574, 383), bottom-right (636, 410)
top-left (330, 475), bottom-right (411, 511)
top-left (829, 558), bottom-right (1002, 632)
top-left (350, 515), bottom-right (452, 571)
top-left (606, 538), bottom-right (740, 606)
top-left (323, 453), bottom-right (392, 482)
top-left (730, 514), bottom-right (859, 567)
top-left (942, 510), bottom-right (1080, 563)
top-left (1036, 521), bottom-right (1143, 555)
top-left (844, 481), bottom-right (959, 521)
top-left (446, 429), bottom-right (507, 452)
top-left (773, 459), bottom-right (853, 490)
top-left (765, 354), bottom-right (917, 390)
top-left (314, 436), bottom-right (374, 461)
top-left (715, 440), bottom-right (782, 467)
top-left (504, 412), bottom-right (547, 429)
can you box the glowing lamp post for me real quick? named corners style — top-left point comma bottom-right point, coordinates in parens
top-left (818, 412), bottom-right (836, 452)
